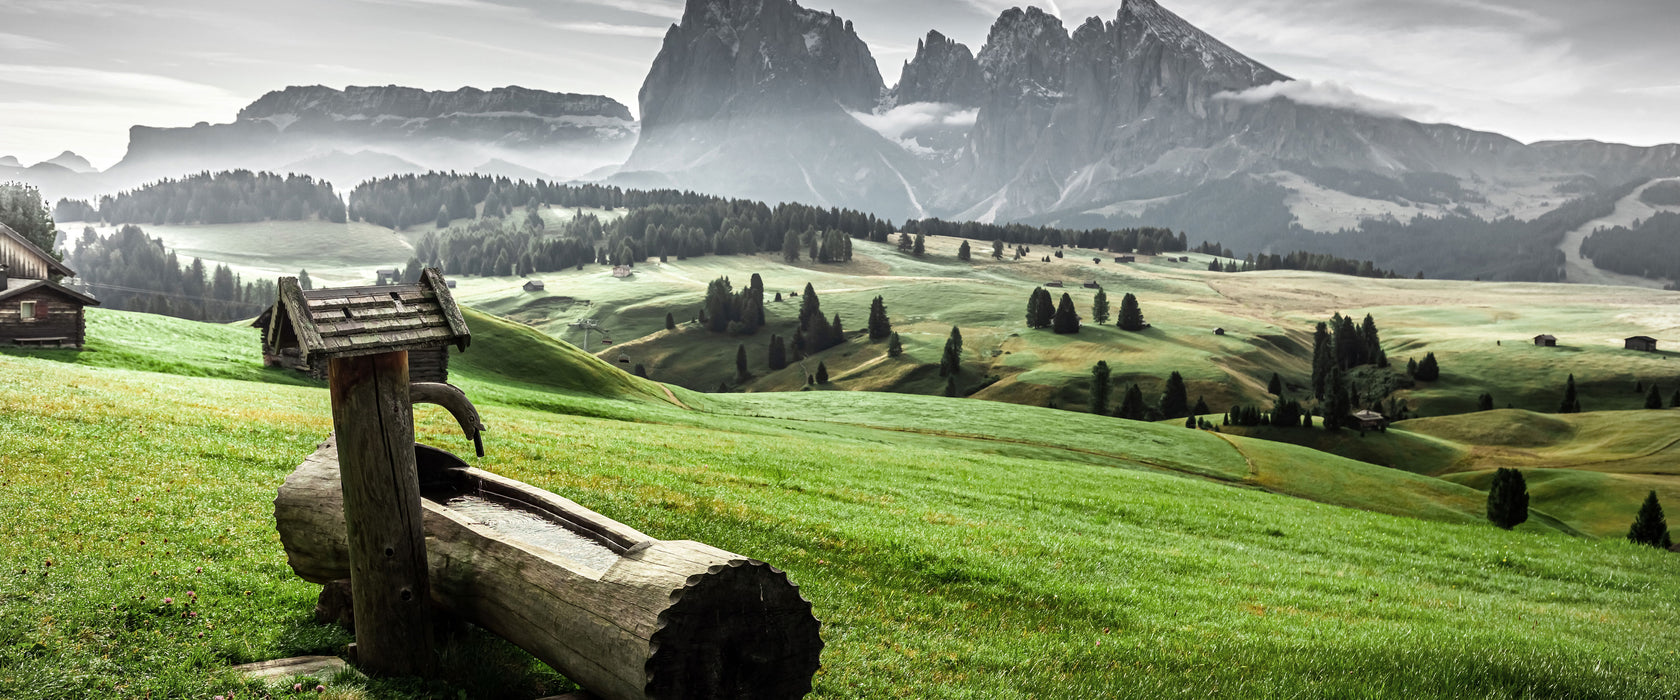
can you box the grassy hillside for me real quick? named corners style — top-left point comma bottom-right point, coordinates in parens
top-left (443, 235), bottom-right (1680, 423)
top-left (1, 308), bottom-right (1676, 699)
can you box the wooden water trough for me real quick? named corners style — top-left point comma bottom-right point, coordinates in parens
top-left (275, 436), bottom-right (823, 700)
top-left (267, 268), bottom-right (821, 698)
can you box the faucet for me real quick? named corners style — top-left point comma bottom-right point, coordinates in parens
top-left (410, 383), bottom-right (486, 457)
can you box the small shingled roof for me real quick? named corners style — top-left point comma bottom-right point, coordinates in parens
top-left (0, 278), bottom-right (100, 306)
top-left (270, 268), bottom-right (469, 363)
top-left (0, 221), bottom-right (76, 278)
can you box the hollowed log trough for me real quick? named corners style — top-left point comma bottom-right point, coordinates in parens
top-left (275, 438), bottom-right (823, 700)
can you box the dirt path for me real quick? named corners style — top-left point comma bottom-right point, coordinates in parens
top-left (656, 383), bottom-right (690, 409)
top-left (1209, 431), bottom-right (1259, 481)
top-left (1558, 178), bottom-right (1680, 289)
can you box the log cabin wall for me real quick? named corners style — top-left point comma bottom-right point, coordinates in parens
top-left (0, 289), bottom-right (87, 347)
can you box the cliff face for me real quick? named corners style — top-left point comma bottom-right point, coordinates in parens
top-left (622, 0), bottom-right (927, 217)
top-left (889, 31), bottom-right (984, 107)
top-left (638, 0), bottom-right (883, 130)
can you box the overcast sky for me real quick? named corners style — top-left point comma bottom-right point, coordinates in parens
top-left (2, 0), bottom-right (1677, 168)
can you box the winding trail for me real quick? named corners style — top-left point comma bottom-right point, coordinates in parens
top-left (1558, 177), bottom-right (1680, 288)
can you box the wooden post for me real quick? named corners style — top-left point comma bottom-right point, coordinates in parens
top-left (328, 351), bottom-right (433, 676)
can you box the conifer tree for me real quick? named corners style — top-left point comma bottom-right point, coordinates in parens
top-left (1091, 289), bottom-right (1110, 325)
top-left (1414, 352), bottom-right (1440, 381)
top-left (665, 312), bottom-right (676, 331)
top-left (868, 295), bottom-right (892, 340)
top-left (1486, 467), bottom-right (1530, 530)
top-left (1161, 371), bottom-right (1190, 419)
top-left (1627, 491), bottom-right (1672, 549)
top-left (633, 363), bottom-right (648, 378)
top-left (957, 240), bottom-right (971, 261)
top-left (944, 375), bottom-right (958, 397)
top-left (1118, 293), bottom-right (1145, 331)
top-left (1646, 384), bottom-right (1664, 409)
top-left (992, 239), bottom-right (1004, 260)
top-left (939, 326), bottom-right (963, 377)
top-left (736, 344), bottom-right (750, 383)
top-left (816, 361), bottom-right (829, 384)
top-left (1323, 366), bottom-right (1350, 431)
top-left (1406, 356), bottom-right (1418, 377)
top-left (1267, 372), bottom-right (1283, 396)
top-left (768, 334), bottom-right (788, 370)
top-left (297, 269), bottom-right (313, 291)
top-left (1192, 396), bottom-right (1211, 416)
top-left (1478, 393), bottom-right (1495, 411)
top-left (799, 282), bottom-right (821, 328)
top-left (1090, 361), bottom-right (1112, 415)
top-left (888, 332), bottom-right (903, 357)
top-left (1052, 292), bottom-right (1081, 334)
top-left (783, 229), bottom-right (800, 262)
top-left (1185, 414), bottom-right (1196, 428)
top-left (791, 328), bottom-right (806, 360)
top-left (1559, 374), bottom-right (1582, 414)
top-left (1313, 322), bottom-right (1333, 399)
top-left (774, 291), bottom-right (783, 302)
top-left (832, 313), bottom-right (844, 340)
top-left (1361, 314), bottom-right (1388, 367)
top-left (1116, 384), bottom-right (1147, 420)
top-left (913, 232), bottom-right (926, 256)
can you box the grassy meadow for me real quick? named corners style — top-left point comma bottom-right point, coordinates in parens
top-left (1, 308), bottom-right (1677, 698)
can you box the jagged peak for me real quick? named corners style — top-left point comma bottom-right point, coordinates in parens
top-left (1117, 0), bottom-right (1288, 86)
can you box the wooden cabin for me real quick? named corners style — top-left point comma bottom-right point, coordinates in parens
top-left (1045, 280), bottom-right (1064, 288)
top-left (1534, 334), bottom-right (1557, 347)
top-left (259, 270), bottom-right (465, 383)
top-left (1626, 336), bottom-right (1659, 353)
top-left (0, 222), bottom-right (98, 349)
top-left (1351, 409), bottom-right (1388, 432)
top-left (611, 265), bottom-right (634, 278)
top-left (1214, 328), bottom-right (1227, 336)
top-left (1082, 281), bottom-right (1102, 289)
top-left (523, 280), bottom-right (546, 293)
top-left (1115, 255), bottom-right (1136, 263)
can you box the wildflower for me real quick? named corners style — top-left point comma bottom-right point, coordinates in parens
top-left (163, 598), bottom-right (173, 605)
top-left (293, 683), bottom-right (303, 692)
top-left (315, 685), bottom-right (326, 693)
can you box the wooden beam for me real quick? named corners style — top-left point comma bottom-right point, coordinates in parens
top-left (328, 352), bottom-right (433, 677)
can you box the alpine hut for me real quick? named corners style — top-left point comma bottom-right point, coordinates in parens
top-left (0, 222), bottom-right (98, 349)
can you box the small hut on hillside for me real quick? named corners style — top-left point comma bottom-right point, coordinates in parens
top-left (1045, 280), bottom-right (1064, 288)
top-left (1115, 255), bottom-right (1136, 263)
top-left (1352, 410), bottom-right (1389, 432)
top-left (1534, 334), bottom-right (1557, 347)
top-left (1626, 336), bottom-right (1659, 352)
top-left (612, 265), bottom-right (634, 278)
top-left (523, 280), bottom-right (546, 293)
top-left (0, 222), bottom-right (98, 349)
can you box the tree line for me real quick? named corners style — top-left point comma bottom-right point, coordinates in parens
top-left (1579, 211), bottom-right (1680, 283)
top-left (1194, 243), bottom-right (1400, 279)
top-left (64, 171), bottom-right (347, 225)
top-left (904, 218), bottom-right (1188, 255)
top-left (1, 181), bottom-right (61, 262)
top-left (65, 225), bottom-right (275, 322)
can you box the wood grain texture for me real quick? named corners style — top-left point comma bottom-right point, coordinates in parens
top-left (275, 438), bottom-right (822, 700)
top-left (327, 352), bottom-right (434, 677)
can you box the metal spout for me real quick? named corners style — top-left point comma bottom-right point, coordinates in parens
top-left (410, 382), bottom-right (486, 457)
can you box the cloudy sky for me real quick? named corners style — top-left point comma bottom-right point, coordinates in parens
top-left (2, 0), bottom-right (1677, 168)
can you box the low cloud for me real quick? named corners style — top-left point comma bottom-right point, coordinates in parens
top-left (546, 21), bottom-right (669, 39)
top-left (851, 102), bottom-right (979, 141)
top-left (1215, 79), bottom-right (1440, 121)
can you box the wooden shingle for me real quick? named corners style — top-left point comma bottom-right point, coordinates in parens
top-left (271, 268), bottom-right (469, 364)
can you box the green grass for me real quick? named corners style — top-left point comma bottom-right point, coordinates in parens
top-left (2, 308), bottom-right (1678, 698)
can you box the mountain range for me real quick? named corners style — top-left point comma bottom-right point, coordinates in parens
top-left (10, 0), bottom-right (1680, 275)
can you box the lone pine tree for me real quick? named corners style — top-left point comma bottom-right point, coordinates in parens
top-left (1627, 491), bottom-right (1672, 549)
top-left (940, 326), bottom-right (963, 377)
top-left (867, 295), bottom-right (892, 340)
top-left (735, 344), bottom-right (749, 382)
top-left (1118, 293), bottom-right (1146, 331)
top-left (1090, 361), bottom-right (1112, 415)
top-left (815, 361), bottom-right (830, 385)
top-left (1091, 289), bottom-right (1110, 325)
top-left (1026, 288), bottom-right (1056, 329)
top-left (887, 332), bottom-right (903, 358)
top-left (1646, 384), bottom-right (1664, 410)
top-left (1478, 393), bottom-right (1495, 411)
top-left (665, 312), bottom-right (676, 331)
top-left (1559, 374), bottom-right (1582, 414)
top-left (957, 240), bottom-right (971, 261)
top-left (1052, 293), bottom-right (1081, 334)
top-left (1160, 372), bottom-right (1190, 419)
top-left (1116, 384), bottom-right (1147, 421)
top-left (1486, 468), bottom-right (1530, 530)
top-left (992, 239), bottom-right (1004, 259)
top-left (1267, 372), bottom-right (1283, 396)
top-left (768, 335), bottom-right (788, 370)
top-left (1313, 322), bottom-right (1333, 399)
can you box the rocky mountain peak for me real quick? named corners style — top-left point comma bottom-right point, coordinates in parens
top-left (238, 85), bottom-right (633, 123)
top-left (1117, 0), bottom-right (1287, 88)
top-left (639, 0), bottom-right (883, 129)
top-left (890, 30), bottom-right (984, 107)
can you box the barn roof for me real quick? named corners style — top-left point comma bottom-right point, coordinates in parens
top-left (270, 268), bottom-right (469, 363)
top-left (0, 222), bottom-right (76, 278)
top-left (0, 278), bottom-right (100, 306)
top-left (1351, 410), bottom-right (1386, 421)
top-left (1628, 335), bottom-right (1658, 342)
top-left (1534, 334), bottom-right (1557, 340)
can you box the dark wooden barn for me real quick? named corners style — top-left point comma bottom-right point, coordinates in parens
top-left (1534, 334), bottom-right (1557, 347)
top-left (1626, 336), bottom-right (1659, 353)
top-left (257, 270), bottom-right (462, 383)
top-left (0, 222), bottom-right (98, 349)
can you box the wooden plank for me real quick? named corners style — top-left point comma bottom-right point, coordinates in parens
top-left (233, 655), bottom-right (349, 681)
top-left (279, 278), bottom-right (327, 360)
top-left (327, 352), bottom-right (434, 677)
top-left (423, 268), bottom-right (471, 350)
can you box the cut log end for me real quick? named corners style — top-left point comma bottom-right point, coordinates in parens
top-left (645, 561), bottom-right (823, 700)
